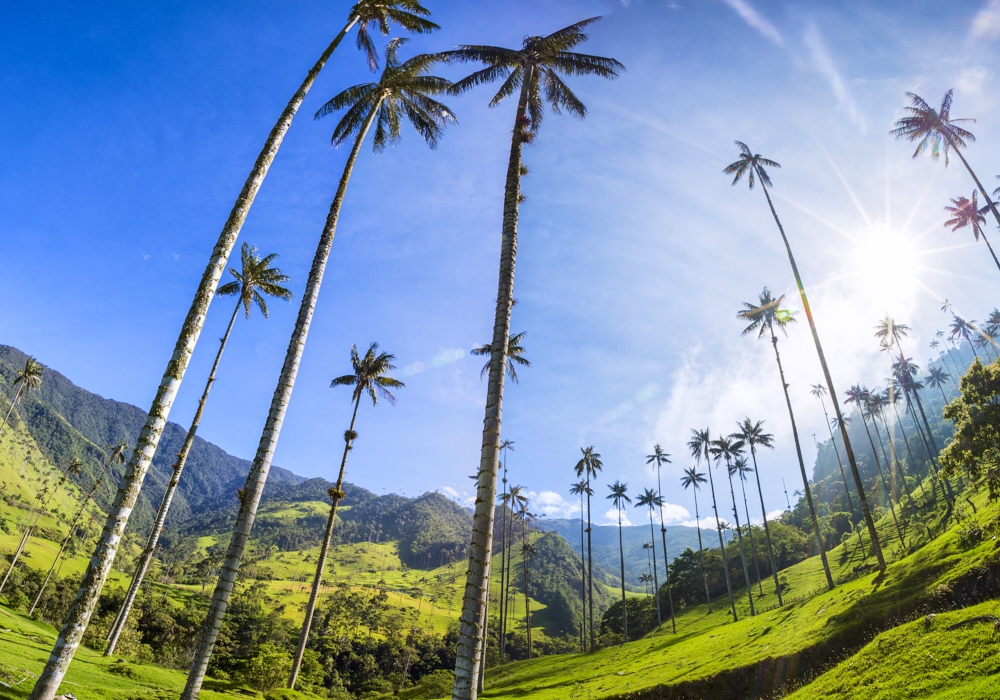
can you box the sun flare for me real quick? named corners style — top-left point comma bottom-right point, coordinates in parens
top-left (850, 224), bottom-right (920, 309)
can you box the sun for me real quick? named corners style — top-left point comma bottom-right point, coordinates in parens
top-left (850, 223), bottom-right (920, 310)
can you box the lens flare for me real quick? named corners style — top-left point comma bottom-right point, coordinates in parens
top-left (851, 224), bottom-right (919, 309)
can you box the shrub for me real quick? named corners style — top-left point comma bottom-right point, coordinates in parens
top-left (238, 643), bottom-right (292, 692)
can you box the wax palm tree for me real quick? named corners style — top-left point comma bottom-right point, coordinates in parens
top-left (503, 483), bottom-right (527, 657)
top-left (863, 390), bottom-right (909, 537)
top-left (497, 439), bottom-right (514, 660)
top-left (809, 385), bottom-right (859, 522)
top-left (472, 332), bottom-right (531, 383)
top-left (607, 480), bottom-right (631, 642)
top-left (183, 43), bottom-right (454, 699)
top-left (521, 535), bottom-right (537, 659)
top-left (635, 488), bottom-right (667, 630)
top-left (731, 456), bottom-right (762, 591)
top-left (568, 479), bottom-right (591, 652)
top-left (737, 289), bottom-right (836, 588)
top-left (287, 343), bottom-right (403, 685)
top-left (638, 571), bottom-right (653, 595)
top-left (29, 10), bottom-right (441, 696)
top-left (944, 191), bottom-right (1000, 274)
top-left (925, 367), bottom-right (951, 404)
top-left (688, 429), bottom-right (735, 619)
top-left (644, 445), bottom-right (675, 627)
top-left (892, 90), bottom-right (1000, 231)
top-left (845, 385), bottom-right (899, 537)
top-left (574, 446), bottom-right (603, 650)
top-left (710, 437), bottom-right (755, 614)
top-left (1, 357), bottom-right (43, 438)
top-left (441, 22), bottom-right (622, 692)
top-left (680, 467), bottom-right (712, 610)
top-left (107, 243), bottom-right (292, 656)
top-left (950, 314), bottom-right (980, 360)
top-left (0, 458), bottom-right (81, 594)
top-left (726, 143), bottom-right (883, 575)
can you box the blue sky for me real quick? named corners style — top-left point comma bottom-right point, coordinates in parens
top-left (2, 0), bottom-right (1000, 527)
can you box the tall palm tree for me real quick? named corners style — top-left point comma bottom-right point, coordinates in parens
top-left (441, 22), bottom-right (622, 693)
top-left (638, 571), bottom-right (653, 595)
top-left (182, 42), bottom-right (454, 700)
top-left (607, 480), bottom-right (631, 642)
top-left (710, 437), bottom-right (755, 615)
top-left (644, 445), bottom-right (675, 629)
top-left (0, 458), bottom-right (81, 594)
top-left (944, 192), bottom-right (1000, 274)
top-left (568, 479), bottom-right (590, 652)
top-left (950, 315), bottom-right (980, 360)
top-left (925, 367), bottom-right (951, 406)
top-left (891, 90), bottom-right (1000, 233)
top-left (472, 332), bottom-right (531, 383)
top-left (688, 429), bottom-right (735, 619)
top-left (680, 467), bottom-right (712, 610)
top-left (106, 244), bottom-right (292, 656)
top-left (737, 289), bottom-right (836, 588)
top-left (28, 443), bottom-right (128, 618)
top-left (28, 9), bottom-right (440, 697)
top-left (574, 446), bottom-right (603, 650)
top-left (731, 455), bottom-right (764, 597)
top-left (288, 344), bottom-right (403, 687)
top-left (635, 488), bottom-right (666, 630)
top-left (497, 439), bottom-right (515, 660)
top-left (1, 356), bottom-right (43, 438)
top-left (732, 418), bottom-right (787, 601)
top-left (863, 390), bottom-right (909, 538)
top-left (809, 384), bottom-right (858, 521)
top-left (505, 484), bottom-right (528, 647)
top-left (726, 144), bottom-right (884, 575)
top-left (520, 530), bottom-right (536, 659)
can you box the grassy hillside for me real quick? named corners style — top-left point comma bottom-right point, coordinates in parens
top-left (476, 477), bottom-right (1000, 699)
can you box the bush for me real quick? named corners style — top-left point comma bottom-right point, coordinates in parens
top-left (5, 589), bottom-right (29, 612)
top-left (238, 643), bottom-right (292, 692)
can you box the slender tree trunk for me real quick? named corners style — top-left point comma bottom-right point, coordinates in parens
top-left (29, 27), bottom-right (357, 700)
top-left (453, 71), bottom-right (533, 700)
top-left (646, 512), bottom-right (661, 627)
top-left (586, 478), bottom-right (595, 651)
top-left (724, 461), bottom-right (755, 614)
top-left (748, 446), bottom-right (782, 606)
top-left (691, 490), bottom-right (712, 611)
top-left (768, 332), bottom-right (835, 590)
top-left (706, 456), bottom-right (737, 620)
top-left (616, 510), bottom-right (627, 643)
top-left (182, 103), bottom-right (378, 700)
top-left (738, 476), bottom-right (763, 597)
top-left (859, 413), bottom-right (905, 545)
top-left (0, 386), bottom-right (25, 438)
top-left (891, 401), bottom-right (923, 496)
top-left (951, 147), bottom-right (1000, 273)
top-left (819, 400), bottom-right (867, 558)
top-left (653, 463), bottom-right (676, 632)
top-left (288, 396), bottom-right (361, 688)
top-left (498, 500), bottom-right (508, 661)
top-left (876, 410), bottom-right (918, 519)
top-left (107, 300), bottom-right (241, 655)
top-left (758, 178), bottom-right (885, 575)
top-left (578, 494), bottom-right (587, 651)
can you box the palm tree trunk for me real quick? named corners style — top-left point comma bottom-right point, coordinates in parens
top-left (876, 410), bottom-right (918, 519)
top-left (860, 414), bottom-right (905, 545)
top-left (29, 28), bottom-right (357, 700)
top-left (616, 509), bottom-right (627, 643)
top-left (0, 385), bottom-right (25, 438)
top-left (182, 103), bottom-right (379, 700)
top-left (646, 513), bottom-right (661, 627)
top-left (584, 476), bottom-right (596, 653)
top-left (653, 465), bottom-right (676, 632)
top-left (768, 332), bottom-right (835, 590)
top-left (748, 446), bottom-right (783, 606)
top-left (758, 178), bottom-right (885, 575)
top-left (820, 401), bottom-right (867, 558)
top-left (706, 456), bottom-right (737, 620)
top-left (891, 400), bottom-right (923, 496)
top-left (951, 147), bottom-right (1000, 274)
top-left (498, 503), bottom-right (508, 662)
top-left (724, 462), bottom-right (755, 614)
top-left (578, 494), bottom-right (587, 651)
top-left (691, 490), bottom-right (712, 611)
top-left (106, 300), bottom-right (241, 655)
top-left (453, 69), bottom-right (533, 700)
top-left (738, 476), bottom-right (763, 597)
top-left (288, 395), bottom-right (361, 688)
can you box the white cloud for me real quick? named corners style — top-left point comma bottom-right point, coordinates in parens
top-left (956, 66), bottom-right (990, 97)
top-left (527, 490), bottom-right (580, 519)
top-left (803, 22), bottom-right (865, 130)
top-left (970, 0), bottom-right (1000, 42)
top-left (440, 486), bottom-right (460, 499)
top-left (720, 0), bottom-right (784, 46)
top-left (603, 507), bottom-right (633, 527)
top-left (659, 502), bottom-right (691, 524)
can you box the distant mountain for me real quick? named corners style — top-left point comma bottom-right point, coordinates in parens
top-left (537, 518), bottom-right (715, 590)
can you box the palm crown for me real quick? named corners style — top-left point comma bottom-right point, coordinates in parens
top-left (645, 444), bottom-right (671, 468)
top-left (635, 487), bottom-right (663, 512)
top-left (440, 17), bottom-right (623, 134)
top-left (217, 242), bottom-right (293, 319)
top-left (738, 288), bottom-right (795, 338)
top-left (681, 467), bottom-right (706, 491)
top-left (12, 357), bottom-right (43, 398)
top-left (731, 418), bottom-right (774, 452)
top-left (331, 343), bottom-right (405, 407)
top-left (925, 366), bottom-right (950, 390)
top-left (890, 90), bottom-right (975, 166)
top-left (569, 480), bottom-right (592, 499)
top-left (949, 315), bottom-right (977, 347)
top-left (317, 38), bottom-right (456, 153)
top-left (349, 0), bottom-right (439, 71)
top-left (574, 446), bottom-right (604, 481)
top-left (723, 141), bottom-right (781, 190)
top-left (688, 428), bottom-right (713, 467)
top-left (944, 192), bottom-right (988, 241)
top-left (874, 316), bottom-right (910, 350)
top-left (607, 480), bottom-right (631, 510)
top-left (472, 331), bottom-right (531, 383)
